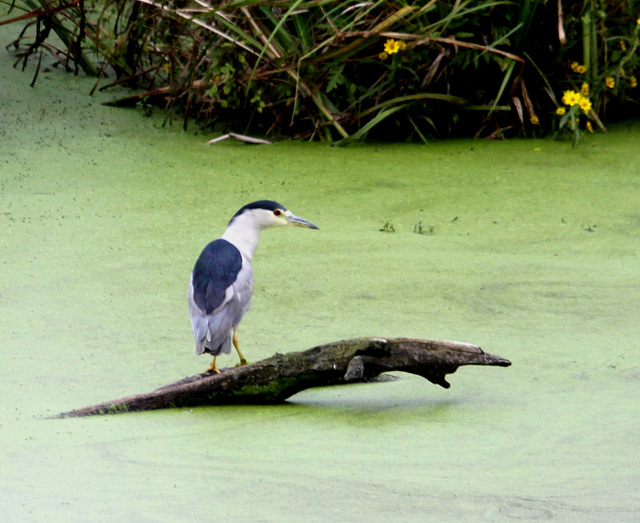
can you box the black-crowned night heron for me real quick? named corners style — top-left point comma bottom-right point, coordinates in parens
top-left (188, 200), bottom-right (319, 373)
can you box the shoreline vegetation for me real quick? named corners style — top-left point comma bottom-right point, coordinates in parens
top-left (2, 1), bottom-right (639, 144)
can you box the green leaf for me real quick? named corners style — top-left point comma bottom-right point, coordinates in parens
top-left (334, 104), bottom-right (409, 146)
top-left (326, 64), bottom-right (345, 93)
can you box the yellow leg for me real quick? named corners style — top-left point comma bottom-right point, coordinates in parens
top-left (233, 328), bottom-right (248, 366)
top-left (206, 356), bottom-right (220, 374)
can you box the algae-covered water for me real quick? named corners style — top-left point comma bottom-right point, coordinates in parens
top-left (1, 28), bottom-right (639, 522)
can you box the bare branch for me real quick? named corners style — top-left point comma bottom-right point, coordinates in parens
top-left (57, 337), bottom-right (511, 417)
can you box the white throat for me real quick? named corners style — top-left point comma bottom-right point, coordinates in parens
top-left (220, 213), bottom-right (263, 259)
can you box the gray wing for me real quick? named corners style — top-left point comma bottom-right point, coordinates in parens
top-left (188, 240), bottom-right (254, 356)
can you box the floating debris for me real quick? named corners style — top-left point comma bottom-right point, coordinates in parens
top-left (207, 133), bottom-right (272, 145)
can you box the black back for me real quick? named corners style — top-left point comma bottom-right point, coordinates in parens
top-left (192, 239), bottom-right (242, 314)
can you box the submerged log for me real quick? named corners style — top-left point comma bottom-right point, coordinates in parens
top-left (58, 337), bottom-right (511, 417)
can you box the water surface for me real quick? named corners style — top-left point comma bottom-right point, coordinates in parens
top-left (1, 27), bottom-right (639, 522)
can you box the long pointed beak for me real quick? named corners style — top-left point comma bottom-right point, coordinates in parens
top-left (288, 213), bottom-right (319, 230)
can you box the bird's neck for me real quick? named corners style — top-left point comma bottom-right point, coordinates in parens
top-left (221, 216), bottom-right (262, 259)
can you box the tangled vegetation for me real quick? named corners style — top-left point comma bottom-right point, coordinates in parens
top-left (2, 1), bottom-right (639, 144)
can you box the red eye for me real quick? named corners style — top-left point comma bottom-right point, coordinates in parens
top-left (273, 209), bottom-right (282, 216)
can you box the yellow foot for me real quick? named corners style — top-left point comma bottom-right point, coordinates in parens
top-left (235, 358), bottom-right (248, 367)
top-left (206, 357), bottom-right (220, 374)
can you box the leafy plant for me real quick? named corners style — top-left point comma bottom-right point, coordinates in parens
top-left (379, 221), bottom-right (395, 233)
top-left (413, 221), bottom-right (435, 235)
top-left (2, 0), bottom-right (639, 143)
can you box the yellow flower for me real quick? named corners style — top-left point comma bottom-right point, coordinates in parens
top-left (581, 82), bottom-right (589, 96)
top-left (562, 90), bottom-right (580, 106)
top-left (621, 40), bottom-right (627, 51)
top-left (621, 68), bottom-right (626, 76)
top-left (605, 77), bottom-right (615, 88)
top-left (631, 76), bottom-right (638, 88)
top-left (637, 17), bottom-right (640, 25)
top-left (579, 97), bottom-right (592, 113)
top-left (586, 121), bottom-right (593, 133)
top-left (530, 115), bottom-right (539, 125)
top-left (383, 39), bottom-right (396, 54)
top-left (561, 90), bottom-right (592, 113)
top-left (571, 62), bottom-right (587, 74)
top-left (384, 39), bottom-right (407, 55)
top-left (378, 51), bottom-right (388, 61)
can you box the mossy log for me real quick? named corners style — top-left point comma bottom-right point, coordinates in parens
top-left (58, 337), bottom-right (511, 417)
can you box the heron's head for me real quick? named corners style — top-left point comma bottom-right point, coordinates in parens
top-left (229, 200), bottom-right (319, 230)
